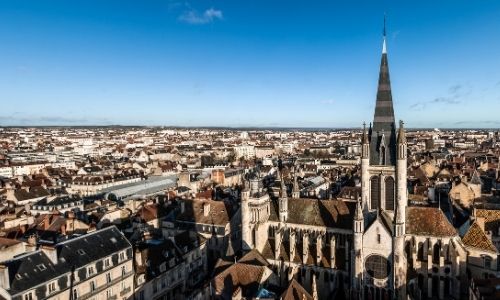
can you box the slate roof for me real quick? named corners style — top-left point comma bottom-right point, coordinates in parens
top-left (0, 226), bottom-right (131, 296)
top-left (406, 207), bottom-right (457, 237)
top-left (14, 186), bottom-right (50, 201)
top-left (462, 222), bottom-right (497, 253)
top-left (369, 43), bottom-right (397, 166)
top-left (135, 239), bottom-right (181, 280)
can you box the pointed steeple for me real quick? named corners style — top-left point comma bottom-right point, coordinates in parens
top-left (370, 16), bottom-right (397, 166)
top-left (355, 200), bottom-right (363, 221)
top-left (362, 122), bottom-right (369, 144)
top-left (382, 14), bottom-right (387, 54)
top-left (397, 120), bottom-right (406, 144)
top-left (292, 167), bottom-right (300, 198)
top-left (280, 170), bottom-right (287, 198)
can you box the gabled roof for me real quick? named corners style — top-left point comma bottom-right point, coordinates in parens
top-left (406, 207), bottom-right (457, 237)
top-left (270, 198), bottom-right (354, 229)
top-left (462, 222), bottom-right (497, 253)
top-left (281, 279), bottom-right (313, 300)
top-left (476, 208), bottom-right (500, 234)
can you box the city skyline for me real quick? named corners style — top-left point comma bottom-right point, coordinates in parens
top-left (1, 1), bottom-right (499, 128)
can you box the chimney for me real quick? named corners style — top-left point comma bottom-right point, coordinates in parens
top-left (134, 248), bottom-right (143, 267)
top-left (26, 235), bottom-right (37, 252)
top-left (203, 202), bottom-right (211, 217)
top-left (41, 245), bottom-right (58, 265)
top-left (0, 265), bottom-right (10, 289)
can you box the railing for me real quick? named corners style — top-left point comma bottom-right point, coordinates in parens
top-left (78, 271), bottom-right (134, 300)
top-left (120, 286), bottom-right (132, 296)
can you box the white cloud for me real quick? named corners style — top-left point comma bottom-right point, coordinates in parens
top-left (321, 99), bottom-right (334, 105)
top-left (179, 8), bottom-right (223, 24)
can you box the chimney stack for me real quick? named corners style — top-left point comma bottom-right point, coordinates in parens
top-left (0, 265), bottom-right (10, 289)
top-left (203, 202), bottom-right (211, 217)
top-left (41, 245), bottom-right (58, 265)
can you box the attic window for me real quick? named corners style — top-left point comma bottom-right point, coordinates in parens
top-left (37, 264), bottom-right (46, 271)
top-left (77, 249), bottom-right (86, 255)
top-left (15, 274), bottom-right (22, 280)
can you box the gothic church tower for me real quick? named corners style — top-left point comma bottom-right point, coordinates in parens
top-left (354, 18), bottom-right (408, 300)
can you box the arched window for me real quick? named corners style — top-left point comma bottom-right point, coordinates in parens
top-left (370, 176), bottom-right (380, 210)
top-left (433, 243), bottom-right (441, 264)
top-left (417, 243), bottom-right (424, 261)
top-left (385, 177), bottom-right (395, 210)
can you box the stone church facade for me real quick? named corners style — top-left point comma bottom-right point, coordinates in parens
top-left (239, 26), bottom-right (479, 300)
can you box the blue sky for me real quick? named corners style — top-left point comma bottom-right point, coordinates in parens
top-left (0, 1), bottom-right (499, 128)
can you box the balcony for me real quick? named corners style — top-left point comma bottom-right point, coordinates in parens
top-left (78, 271), bottom-right (134, 300)
top-left (120, 286), bottom-right (132, 296)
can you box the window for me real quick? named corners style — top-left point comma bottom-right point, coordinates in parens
top-left (370, 176), bottom-right (380, 210)
top-left (90, 281), bottom-right (96, 292)
top-left (106, 289), bottom-right (113, 299)
top-left (121, 265), bottom-right (126, 276)
top-left (484, 256), bottom-right (492, 269)
top-left (37, 264), bottom-right (47, 271)
top-left (104, 258), bottom-right (111, 268)
top-left (48, 281), bottom-right (56, 293)
top-left (377, 234), bottom-right (381, 244)
top-left (433, 243), bottom-right (441, 264)
top-left (24, 292), bottom-right (33, 300)
top-left (88, 266), bottom-right (95, 276)
top-left (365, 255), bottom-right (391, 279)
top-left (119, 251), bottom-right (125, 261)
top-left (72, 288), bottom-right (78, 300)
top-left (153, 280), bottom-right (158, 293)
top-left (385, 177), bottom-right (395, 210)
top-left (106, 272), bottom-right (112, 284)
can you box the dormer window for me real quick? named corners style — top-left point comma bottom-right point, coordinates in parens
top-left (37, 264), bottom-right (46, 271)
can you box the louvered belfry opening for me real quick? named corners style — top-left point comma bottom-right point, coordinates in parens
top-left (385, 176), bottom-right (395, 210)
top-left (370, 176), bottom-right (380, 209)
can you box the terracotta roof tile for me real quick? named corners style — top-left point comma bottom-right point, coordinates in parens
top-left (406, 207), bottom-right (457, 237)
top-left (462, 222), bottom-right (497, 253)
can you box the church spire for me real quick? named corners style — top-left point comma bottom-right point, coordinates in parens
top-left (382, 14), bottom-right (387, 54)
top-left (370, 15), bottom-right (396, 166)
